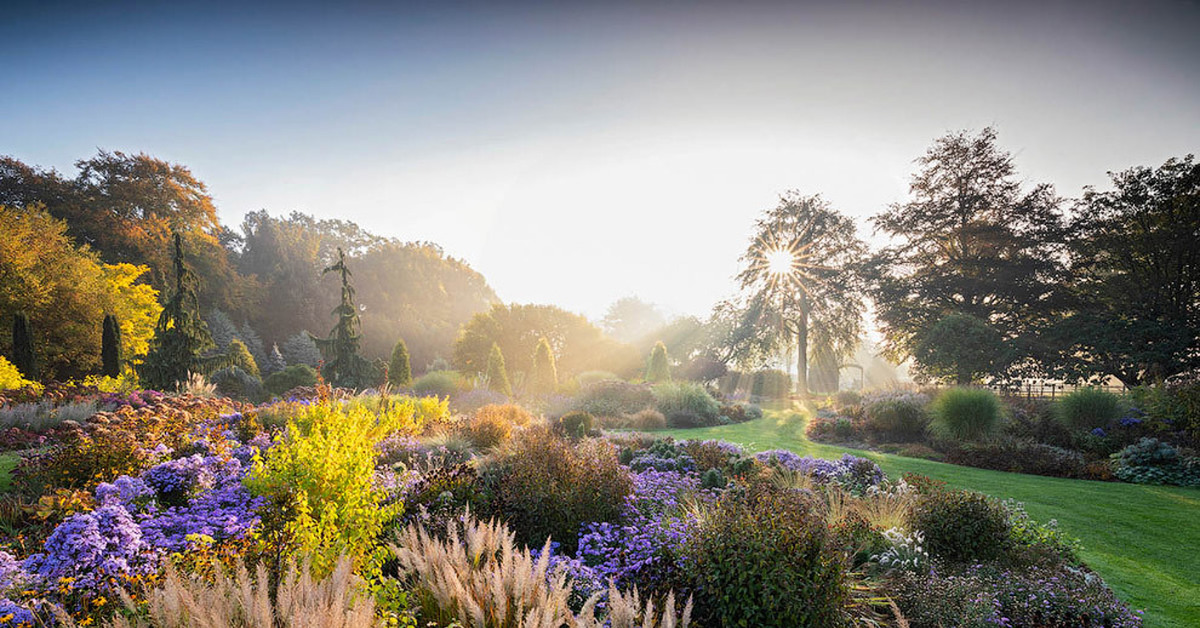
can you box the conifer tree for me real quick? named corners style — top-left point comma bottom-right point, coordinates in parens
top-left (139, 233), bottom-right (214, 390)
top-left (225, 338), bottom-right (260, 377)
top-left (529, 336), bottom-right (558, 395)
top-left (388, 338), bottom-right (412, 387)
top-left (101, 313), bottom-right (122, 378)
top-left (645, 341), bottom-right (671, 383)
top-left (11, 312), bottom-right (36, 381)
top-left (485, 342), bottom-right (512, 396)
top-left (313, 248), bottom-right (372, 388)
top-left (265, 343), bottom-right (287, 375)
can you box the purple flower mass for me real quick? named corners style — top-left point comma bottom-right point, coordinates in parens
top-left (753, 450), bottom-right (883, 491)
top-left (22, 505), bottom-right (158, 591)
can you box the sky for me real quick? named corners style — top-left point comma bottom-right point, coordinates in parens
top-left (3, 0), bottom-right (1199, 323)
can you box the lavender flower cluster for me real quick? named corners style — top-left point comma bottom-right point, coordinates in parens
top-left (753, 450), bottom-right (883, 491)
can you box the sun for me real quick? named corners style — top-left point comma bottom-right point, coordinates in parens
top-left (765, 247), bottom-right (794, 276)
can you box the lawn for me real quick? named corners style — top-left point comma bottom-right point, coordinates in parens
top-left (661, 407), bottom-right (1200, 628)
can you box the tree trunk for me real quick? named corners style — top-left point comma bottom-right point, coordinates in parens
top-left (796, 294), bottom-right (809, 397)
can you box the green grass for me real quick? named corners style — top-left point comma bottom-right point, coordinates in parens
top-left (0, 452), bottom-right (17, 492)
top-left (661, 408), bottom-right (1200, 628)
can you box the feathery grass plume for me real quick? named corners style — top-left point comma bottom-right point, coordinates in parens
top-left (391, 516), bottom-right (575, 627)
top-left (176, 371), bottom-right (217, 397)
top-left (97, 557), bottom-right (375, 628)
top-left (575, 586), bottom-right (693, 628)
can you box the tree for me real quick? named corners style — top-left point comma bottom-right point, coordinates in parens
top-left (139, 233), bottom-right (215, 390)
top-left (281, 331), bottom-right (321, 367)
top-left (388, 338), bottom-right (412, 387)
top-left (868, 128), bottom-right (1066, 379)
top-left (485, 342), bottom-right (512, 396)
top-left (11, 312), bottom-right (36, 380)
top-left (1044, 155), bottom-right (1200, 385)
top-left (265, 343), bottom-right (287, 376)
top-left (313, 248), bottom-right (373, 388)
top-left (602, 297), bottom-right (666, 344)
top-left (224, 339), bottom-right (260, 378)
top-left (738, 192), bottom-right (867, 396)
top-left (645, 341), bottom-right (672, 383)
top-left (101, 263), bottom-right (162, 366)
top-left (529, 336), bottom-right (558, 395)
top-left (205, 310), bottom-right (238, 351)
top-left (101, 313), bottom-right (122, 378)
top-left (913, 313), bottom-right (1006, 385)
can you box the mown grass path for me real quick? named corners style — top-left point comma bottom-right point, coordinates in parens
top-left (661, 408), bottom-right (1200, 628)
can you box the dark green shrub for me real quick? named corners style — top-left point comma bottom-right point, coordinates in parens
top-left (412, 370), bottom-right (462, 397)
top-left (209, 366), bottom-right (264, 401)
top-left (865, 393), bottom-right (930, 441)
top-left (1056, 387), bottom-right (1122, 431)
top-left (681, 486), bottom-right (848, 627)
top-left (388, 338), bottom-right (412, 387)
top-left (1112, 437), bottom-right (1200, 486)
top-left (944, 438), bottom-right (1086, 478)
top-left (913, 489), bottom-right (1011, 562)
top-left (930, 387), bottom-right (1003, 441)
top-left (487, 426), bottom-right (631, 554)
top-left (576, 380), bottom-right (654, 417)
top-left (653, 381), bottom-right (720, 427)
top-left (101, 313), bottom-right (122, 378)
top-left (557, 410), bottom-right (594, 440)
top-left (264, 364), bottom-right (319, 396)
top-left (700, 467), bottom-right (726, 489)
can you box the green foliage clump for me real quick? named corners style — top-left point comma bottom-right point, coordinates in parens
top-left (223, 338), bottom-right (260, 377)
top-left (101, 313), bottom-right (122, 378)
top-left (280, 331), bottom-right (321, 367)
top-left (913, 489), bottom-right (1011, 563)
top-left (865, 394), bottom-right (930, 441)
top-left (1112, 437), bottom-right (1200, 487)
top-left (209, 366), bottom-right (264, 402)
top-left (529, 336), bottom-right (558, 395)
top-left (484, 342), bottom-right (512, 397)
top-left (1055, 387), bottom-right (1122, 431)
top-left (644, 341), bottom-right (671, 383)
top-left (681, 486), bottom-right (848, 627)
top-left (750, 369), bottom-right (791, 400)
top-left (412, 370), bottom-right (462, 398)
top-left (487, 426), bottom-right (631, 554)
top-left (653, 381), bottom-right (720, 428)
top-left (557, 410), bottom-right (594, 440)
top-left (929, 387), bottom-right (1003, 441)
top-left (914, 313), bottom-right (1006, 385)
top-left (245, 397), bottom-right (440, 577)
top-left (576, 380), bottom-right (654, 418)
top-left (388, 338), bottom-right (412, 387)
top-left (0, 356), bottom-right (36, 391)
top-left (264, 364), bottom-right (319, 397)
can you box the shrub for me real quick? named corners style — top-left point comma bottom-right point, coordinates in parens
top-left (576, 380), bottom-right (654, 418)
top-left (577, 370), bottom-right (619, 387)
top-left (529, 336), bottom-right (558, 395)
top-left (833, 390), bottom-right (861, 410)
top-left (1111, 437), bottom-right (1200, 487)
top-left (412, 370), bottom-right (461, 397)
top-left (680, 486), bottom-right (847, 627)
top-left (557, 410), bottom-right (594, 440)
top-left (944, 438), bottom-right (1086, 479)
top-left (717, 402), bottom-right (761, 424)
top-left (223, 338), bottom-right (260, 377)
top-left (387, 338), bottom-right (412, 387)
top-left (749, 369), bottom-right (791, 400)
top-left (628, 409), bottom-right (667, 431)
top-left (460, 410), bottom-right (514, 451)
top-left (1056, 387), bottom-right (1123, 431)
top-left (487, 427), bottom-right (632, 554)
top-left (653, 382), bottom-right (720, 428)
top-left (484, 342), bottom-right (513, 396)
top-left (929, 387), bottom-right (1003, 441)
top-left (645, 341), bottom-right (671, 383)
top-left (264, 364), bottom-right (319, 397)
top-left (0, 356), bottom-right (38, 391)
top-left (912, 489), bottom-right (1011, 563)
top-left (864, 392), bottom-right (930, 441)
top-left (209, 366), bottom-right (264, 402)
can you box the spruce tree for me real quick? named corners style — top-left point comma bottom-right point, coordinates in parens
top-left (645, 341), bottom-right (671, 383)
top-left (101, 313), bottom-right (122, 378)
top-left (265, 343), bottom-right (287, 375)
top-left (225, 339), bottom-right (261, 377)
top-left (11, 312), bottom-right (36, 381)
top-left (485, 342), bottom-right (512, 396)
top-left (139, 233), bottom-right (214, 390)
top-left (388, 338), bottom-right (412, 387)
top-left (313, 248), bottom-right (371, 388)
top-left (529, 336), bottom-right (557, 395)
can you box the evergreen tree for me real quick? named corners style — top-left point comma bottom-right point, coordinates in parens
top-left (139, 233), bottom-right (214, 390)
top-left (281, 331), bottom-right (321, 367)
top-left (265, 343), bottom-right (287, 375)
top-left (101, 313), bottom-right (122, 378)
top-left (238, 322), bottom-right (268, 372)
top-left (225, 338), bottom-right (261, 377)
top-left (529, 336), bottom-right (558, 395)
top-left (205, 309), bottom-right (238, 350)
top-left (313, 248), bottom-right (372, 388)
top-left (11, 312), bottom-right (36, 380)
top-left (485, 342), bottom-right (512, 396)
top-left (388, 338), bottom-right (412, 387)
top-left (645, 341), bottom-right (671, 383)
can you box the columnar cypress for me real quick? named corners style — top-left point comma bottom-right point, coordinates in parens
top-left (529, 336), bottom-right (558, 395)
top-left (388, 338), bottom-right (412, 387)
top-left (11, 312), bottom-right (36, 381)
top-left (101, 313), bottom-right (122, 378)
top-left (485, 342), bottom-right (512, 397)
top-left (139, 233), bottom-right (214, 390)
top-left (645, 341), bottom-right (671, 383)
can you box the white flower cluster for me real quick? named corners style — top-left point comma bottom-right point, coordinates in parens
top-left (870, 527), bottom-right (928, 573)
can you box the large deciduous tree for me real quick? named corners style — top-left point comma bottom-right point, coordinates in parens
top-left (867, 127), bottom-right (1067, 380)
top-left (738, 192), bottom-right (866, 396)
top-left (1044, 155), bottom-right (1200, 385)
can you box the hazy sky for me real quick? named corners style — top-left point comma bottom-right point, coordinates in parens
top-left (3, 0), bottom-right (1199, 322)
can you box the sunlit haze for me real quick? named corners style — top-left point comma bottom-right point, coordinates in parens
top-left (4, 0), bottom-right (1198, 322)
